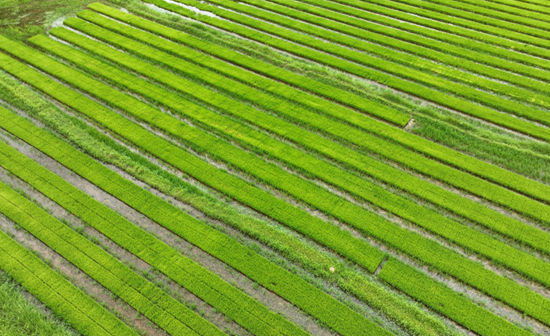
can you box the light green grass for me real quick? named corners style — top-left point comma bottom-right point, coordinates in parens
top-left (0, 65), bottom-right (461, 336)
top-left (113, 0), bottom-right (550, 184)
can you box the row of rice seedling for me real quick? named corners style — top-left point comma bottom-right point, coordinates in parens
top-left (45, 25), bottom-right (550, 252)
top-left (450, 0), bottom-right (550, 18)
top-left (0, 179), bottom-right (220, 336)
top-left (93, 8), bottom-right (410, 127)
top-left (0, 138), bottom-right (307, 336)
top-left (0, 37), bottom-right (384, 275)
top-left (353, 0), bottom-right (550, 51)
top-left (78, 6), bottom-right (550, 222)
top-left (378, 259), bottom-right (531, 336)
top-left (0, 224), bottom-right (136, 336)
top-left (2, 40), bottom-right (548, 328)
top-left (0, 82), bottom-right (530, 336)
top-left (422, 0), bottom-right (550, 26)
top-left (33, 29), bottom-right (550, 284)
top-left (291, 0), bottom-right (550, 63)
top-left (165, 0), bottom-right (550, 124)
top-left (392, 0), bottom-right (549, 39)
top-left (0, 67), bottom-right (469, 336)
top-left (0, 105), bottom-right (391, 336)
top-left (489, 0), bottom-right (550, 12)
top-left (259, 0), bottom-right (550, 88)
top-left (131, 0), bottom-right (550, 142)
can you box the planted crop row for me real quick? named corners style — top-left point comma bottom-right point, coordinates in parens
top-left (449, 0), bottom-right (550, 19)
top-left (85, 4), bottom-right (550, 209)
top-left (352, 0), bottom-right (550, 51)
top-left (378, 258), bottom-right (531, 336)
top-left (0, 222), bottom-right (136, 336)
top-left (2, 40), bottom-right (549, 327)
top-left (0, 68), bottom-right (511, 336)
top-left (0, 35), bottom-right (383, 275)
top-left (486, 0), bottom-right (550, 12)
top-left (0, 177), bottom-right (219, 336)
top-left (293, 0), bottom-right (550, 63)
top-left (233, 0), bottom-right (550, 97)
top-left (421, 0), bottom-right (550, 26)
top-left (82, 11), bottom-right (411, 128)
top-left (44, 28), bottom-right (550, 255)
top-left (34, 30), bottom-right (550, 285)
top-left (392, 0), bottom-right (550, 40)
top-left (131, 0), bottom-right (550, 143)
top-left (0, 66), bottom-right (532, 336)
top-left (267, 0), bottom-right (550, 88)
top-left (0, 102), bottom-right (390, 336)
top-left (166, 0), bottom-right (550, 129)
top-left (0, 135), bottom-right (306, 336)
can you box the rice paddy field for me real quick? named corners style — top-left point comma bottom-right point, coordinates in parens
top-left (1, 0), bottom-right (550, 335)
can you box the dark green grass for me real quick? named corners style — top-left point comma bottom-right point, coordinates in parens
top-left (0, 271), bottom-right (80, 336)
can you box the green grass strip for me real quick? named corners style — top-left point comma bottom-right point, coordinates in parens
top-left (131, 0), bottom-right (550, 142)
top-left (235, 0), bottom-right (550, 95)
top-left (33, 30), bottom-right (550, 286)
top-left (78, 6), bottom-right (550, 222)
top-left (0, 36), bottom-right (383, 273)
top-left (353, 0), bottom-right (550, 50)
top-left (166, 0), bottom-right (550, 128)
top-left (0, 68), bottom-right (468, 336)
top-left (448, 0), bottom-right (550, 20)
top-left (259, 0), bottom-right (550, 89)
top-left (484, 0), bottom-right (550, 12)
top-left (390, 0), bottom-right (550, 40)
top-left (420, 0), bottom-right (550, 26)
top-left (0, 66), bottom-right (533, 336)
top-left (0, 130), bottom-right (304, 336)
top-left (0, 179), bottom-right (219, 336)
top-left (1, 37), bottom-right (549, 327)
top-left (85, 5), bottom-right (412, 127)
top-left (292, 0), bottom-right (550, 65)
top-left (378, 258), bottom-right (532, 336)
top-left (0, 225), bottom-right (136, 336)
top-left (0, 101), bottom-right (391, 336)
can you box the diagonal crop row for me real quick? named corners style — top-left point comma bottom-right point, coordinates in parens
top-left (0, 132), bottom-right (308, 336)
top-left (0, 108), bottom-right (391, 336)
top-left (0, 221), bottom-right (137, 336)
top-left (0, 37), bottom-right (384, 277)
top-left (348, 0), bottom-right (550, 50)
top-left (165, 0), bottom-right (550, 129)
top-left (76, 6), bottom-right (550, 223)
top-left (419, 0), bottom-right (550, 27)
top-left (259, 0), bottom-right (550, 89)
top-left (42, 27), bottom-right (550, 254)
top-left (0, 71), bottom-right (532, 336)
top-left (75, 12), bottom-right (412, 128)
top-left (448, 0), bottom-right (550, 19)
top-left (485, 0), bottom-right (550, 12)
top-left (0, 177), bottom-right (222, 336)
top-left (391, 0), bottom-right (550, 40)
top-left (292, 0), bottom-right (550, 64)
top-left (32, 29), bottom-right (550, 286)
top-left (378, 258), bottom-right (532, 336)
top-left (225, 0), bottom-right (550, 96)
top-left (2, 39), bottom-right (549, 327)
top-left (0, 66), bottom-right (508, 336)
top-left (130, 0), bottom-right (550, 142)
